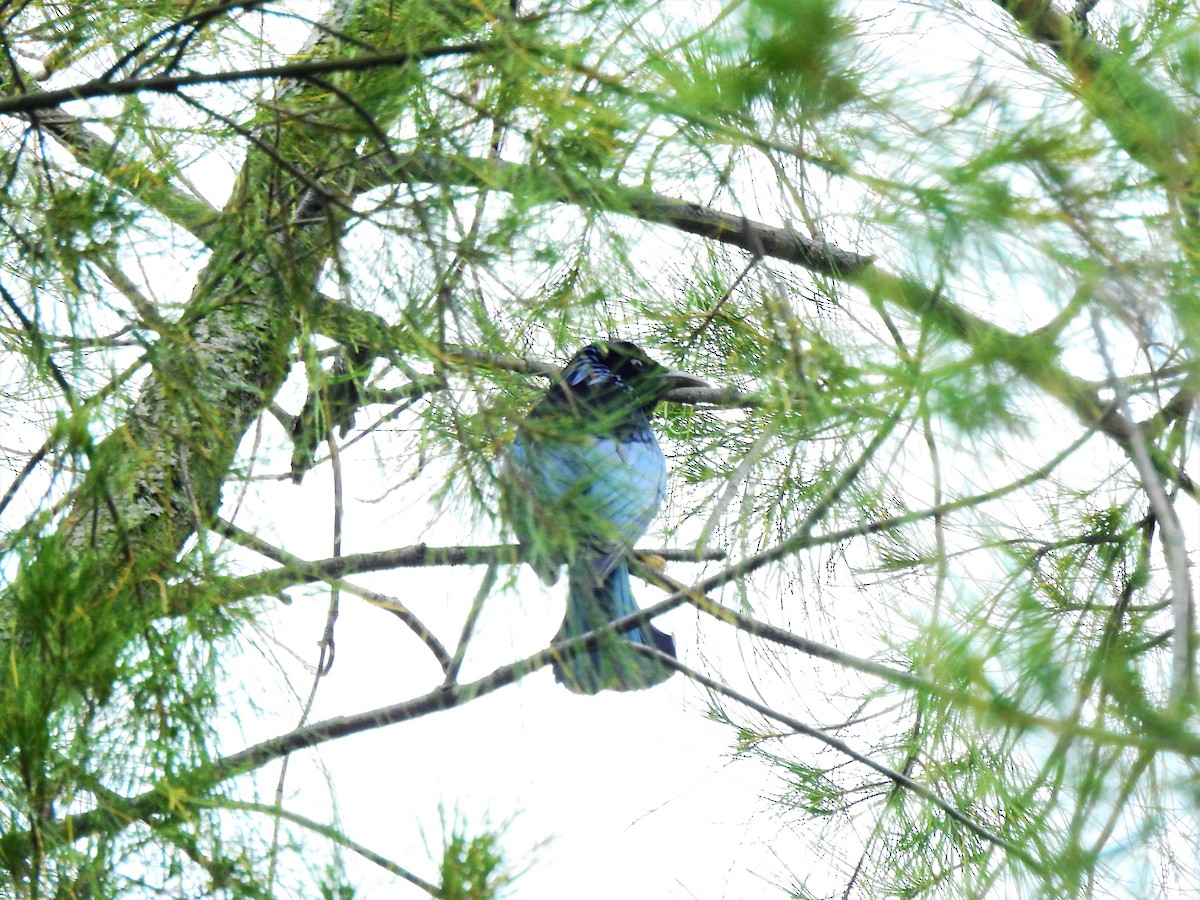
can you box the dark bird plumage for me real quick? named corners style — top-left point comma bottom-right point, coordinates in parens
top-left (505, 341), bottom-right (706, 694)
top-left (290, 343), bottom-right (373, 483)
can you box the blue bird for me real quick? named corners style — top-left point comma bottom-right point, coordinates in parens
top-left (505, 341), bottom-right (706, 693)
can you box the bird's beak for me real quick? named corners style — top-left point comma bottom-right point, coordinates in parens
top-left (661, 370), bottom-right (709, 390)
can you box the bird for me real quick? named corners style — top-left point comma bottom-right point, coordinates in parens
top-left (290, 342), bottom-right (372, 483)
top-left (505, 340), bottom-right (707, 694)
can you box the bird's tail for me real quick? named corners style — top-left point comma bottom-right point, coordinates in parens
top-left (553, 559), bottom-right (676, 694)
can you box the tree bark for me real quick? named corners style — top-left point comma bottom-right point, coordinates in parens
top-left (0, 0), bottom-right (503, 743)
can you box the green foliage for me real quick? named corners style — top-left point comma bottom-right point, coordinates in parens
top-left (530, 85), bottom-right (631, 172)
top-left (433, 808), bottom-right (521, 900)
top-left (0, 532), bottom-right (240, 895)
top-left (318, 858), bottom-right (359, 900)
top-left (2, 0), bottom-right (1200, 896)
top-left (740, 0), bottom-right (860, 117)
top-left (928, 361), bottom-right (1028, 436)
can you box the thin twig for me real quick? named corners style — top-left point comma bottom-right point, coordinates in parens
top-left (213, 519), bottom-right (455, 669)
top-left (639, 649), bottom-right (1048, 878)
top-left (1090, 309), bottom-right (1194, 711)
top-left (220, 799), bottom-right (442, 897)
top-left (0, 41), bottom-right (499, 115)
top-left (444, 563), bottom-right (498, 683)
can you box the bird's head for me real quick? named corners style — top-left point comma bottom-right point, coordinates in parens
top-left (566, 340), bottom-right (705, 399)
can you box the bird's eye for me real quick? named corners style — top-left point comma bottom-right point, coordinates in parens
top-left (628, 358), bottom-right (644, 373)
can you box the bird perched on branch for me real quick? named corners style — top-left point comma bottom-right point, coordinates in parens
top-left (505, 340), bottom-right (706, 694)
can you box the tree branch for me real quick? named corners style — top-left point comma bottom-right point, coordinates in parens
top-left (646, 650), bottom-right (1048, 878)
top-left (209, 517), bottom-right (723, 605)
top-left (0, 42), bottom-right (499, 116)
top-left (993, 0), bottom-right (1200, 200)
top-left (217, 799), bottom-right (442, 897)
top-left (355, 151), bottom-right (1198, 495)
